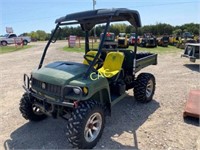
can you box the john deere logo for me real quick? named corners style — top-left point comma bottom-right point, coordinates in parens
top-left (42, 83), bottom-right (46, 89)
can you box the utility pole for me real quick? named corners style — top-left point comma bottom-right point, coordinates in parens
top-left (93, 0), bottom-right (97, 42)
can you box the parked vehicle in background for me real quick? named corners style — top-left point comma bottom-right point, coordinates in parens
top-left (100, 32), bottom-right (118, 49)
top-left (169, 32), bottom-right (196, 49)
top-left (117, 33), bottom-right (129, 48)
top-left (176, 32), bottom-right (196, 49)
top-left (169, 35), bottom-right (179, 46)
top-left (129, 33), bottom-right (139, 45)
top-left (182, 32), bottom-right (194, 39)
top-left (181, 43), bottom-right (200, 62)
top-left (177, 39), bottom-right (196, 49)
top-left (140, 33), bottom-right (157, 47)
top-left (157, 34), bottom-right (169, 47)
top-left (194, 35), bottom-right (200, 43)
top-left (0, 33), bottom-right (31, 46)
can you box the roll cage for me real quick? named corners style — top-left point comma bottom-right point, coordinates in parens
top-left (38, 8), bottom-right (142, 78)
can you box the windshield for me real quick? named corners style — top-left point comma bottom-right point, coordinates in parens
top-left (119, 33), bottom-right (126, 37)
top-left (162, 36), bottom-right (169, 41)
top-left (130, 33), bottom-right (136, 37)
top-left (100, 33), bottom-right (115, 41)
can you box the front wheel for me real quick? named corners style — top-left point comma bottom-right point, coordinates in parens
top-left (1, 41), bottom-right (7, 46)
top-left (66, 100), bottom-right (105, 149)
top-left (134, 73), bottom-right (156, 103)
top-left (23, 40), bottom-right (28, 45)
top-left (19, 93), bottom-right (47, 121)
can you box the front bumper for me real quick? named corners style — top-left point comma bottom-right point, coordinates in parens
top-left (23, 74), bottom-right (80, 108)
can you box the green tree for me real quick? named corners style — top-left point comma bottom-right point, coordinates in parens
top-left (36, 30), bottom-right (48, 41)
top-left (28, 31), bottom-right (38, 40)
top-left (30, 22), bottom-right (199, 40)
top-left (173, 29), bottom-right (182, 36)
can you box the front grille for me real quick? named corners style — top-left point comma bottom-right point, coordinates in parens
top-left (32, 78), bottom-right (62, 96)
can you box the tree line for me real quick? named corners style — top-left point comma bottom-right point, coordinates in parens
top-left (22, 23), bottom-right (199, 41)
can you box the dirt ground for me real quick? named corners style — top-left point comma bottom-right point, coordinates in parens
top-left (0, 41), bottom-right (199, 150)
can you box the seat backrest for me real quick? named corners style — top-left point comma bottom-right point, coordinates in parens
top-left (83, 51), bottom-right (98, 65)
top-left (102, 52), bottom-right (124, 71)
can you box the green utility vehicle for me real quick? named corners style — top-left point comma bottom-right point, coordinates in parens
top-left (20, 8), bottom-right (157, 149)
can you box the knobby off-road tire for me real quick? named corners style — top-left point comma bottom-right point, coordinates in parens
top-left (19, 92), bottom-right (47, 121)
top-left (134, 73), bottom-right (156, 103)
top-left (66, 100), bottom-right (105, 149)
top-left (23, 40), bottom-right (28, 45)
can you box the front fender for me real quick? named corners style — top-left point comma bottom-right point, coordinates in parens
top-left (70, 76), bottom-right (110, 101)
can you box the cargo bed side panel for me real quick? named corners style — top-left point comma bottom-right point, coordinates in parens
top-left (135, 54), bottom-right (157, 72)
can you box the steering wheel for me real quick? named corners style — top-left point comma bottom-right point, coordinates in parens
top-left (84, 54), bottom-right (103, 70)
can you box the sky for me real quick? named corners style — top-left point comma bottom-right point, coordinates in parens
top-left (1, 0), bottom-right (200, 35)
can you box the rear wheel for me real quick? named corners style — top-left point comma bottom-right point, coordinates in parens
top-left (19, 93), bottom-right (47, 121)
top-left (134, 73), bottom-right (156, 103)
top-left (1, 41), bottom-right (7, 46)
top-left (66, 100), bottom-right (105, 149)
top-left (23, 40), bottom-right (28, 45)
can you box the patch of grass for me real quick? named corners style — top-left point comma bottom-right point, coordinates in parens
top-left (63, 46), bottom-right (84, 52)
top-left (0, 45), bottom-right (32, 54)
top-left (62, 42), bottom-right (182, 54)
top-left (129, 45), bottom-right (182, 54)
top-left (63, 43), bottom-right (99, 53)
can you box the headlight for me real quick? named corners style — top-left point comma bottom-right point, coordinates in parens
top-left (73, 88), bottom-right (81, 95)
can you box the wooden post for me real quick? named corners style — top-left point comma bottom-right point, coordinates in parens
top-left (78, 36), bottom-right (81, 48)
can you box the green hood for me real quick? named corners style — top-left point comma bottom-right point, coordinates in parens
top-left (31, 61), bottom-right (110, 101)
top-left (32, 61), bottom-right (88, 86)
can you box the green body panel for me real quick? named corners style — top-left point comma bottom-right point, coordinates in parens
top-left (111, 93), bottom-right (127, 106)
top-left (31, 61), bottom-right (111, 102)
top-left (68, 76), bottom-right (110, 101)
top-left (32, 67), bottom-right (85, 86)
top-left (30, 52), bottom-right (157, 106)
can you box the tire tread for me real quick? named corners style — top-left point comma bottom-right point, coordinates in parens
top-left (66, 100), bottom-right (104, 149)
top-left (134, 73), bottom-right (156, 103)
top-left (19, 93), bottom-right (47, 121)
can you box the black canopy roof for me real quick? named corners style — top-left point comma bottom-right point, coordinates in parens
top-left (55, 8), bottom-right (141, 30)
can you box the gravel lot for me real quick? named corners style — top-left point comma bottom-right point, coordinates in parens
top-left (0, 41), bottom-right (199, 150)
